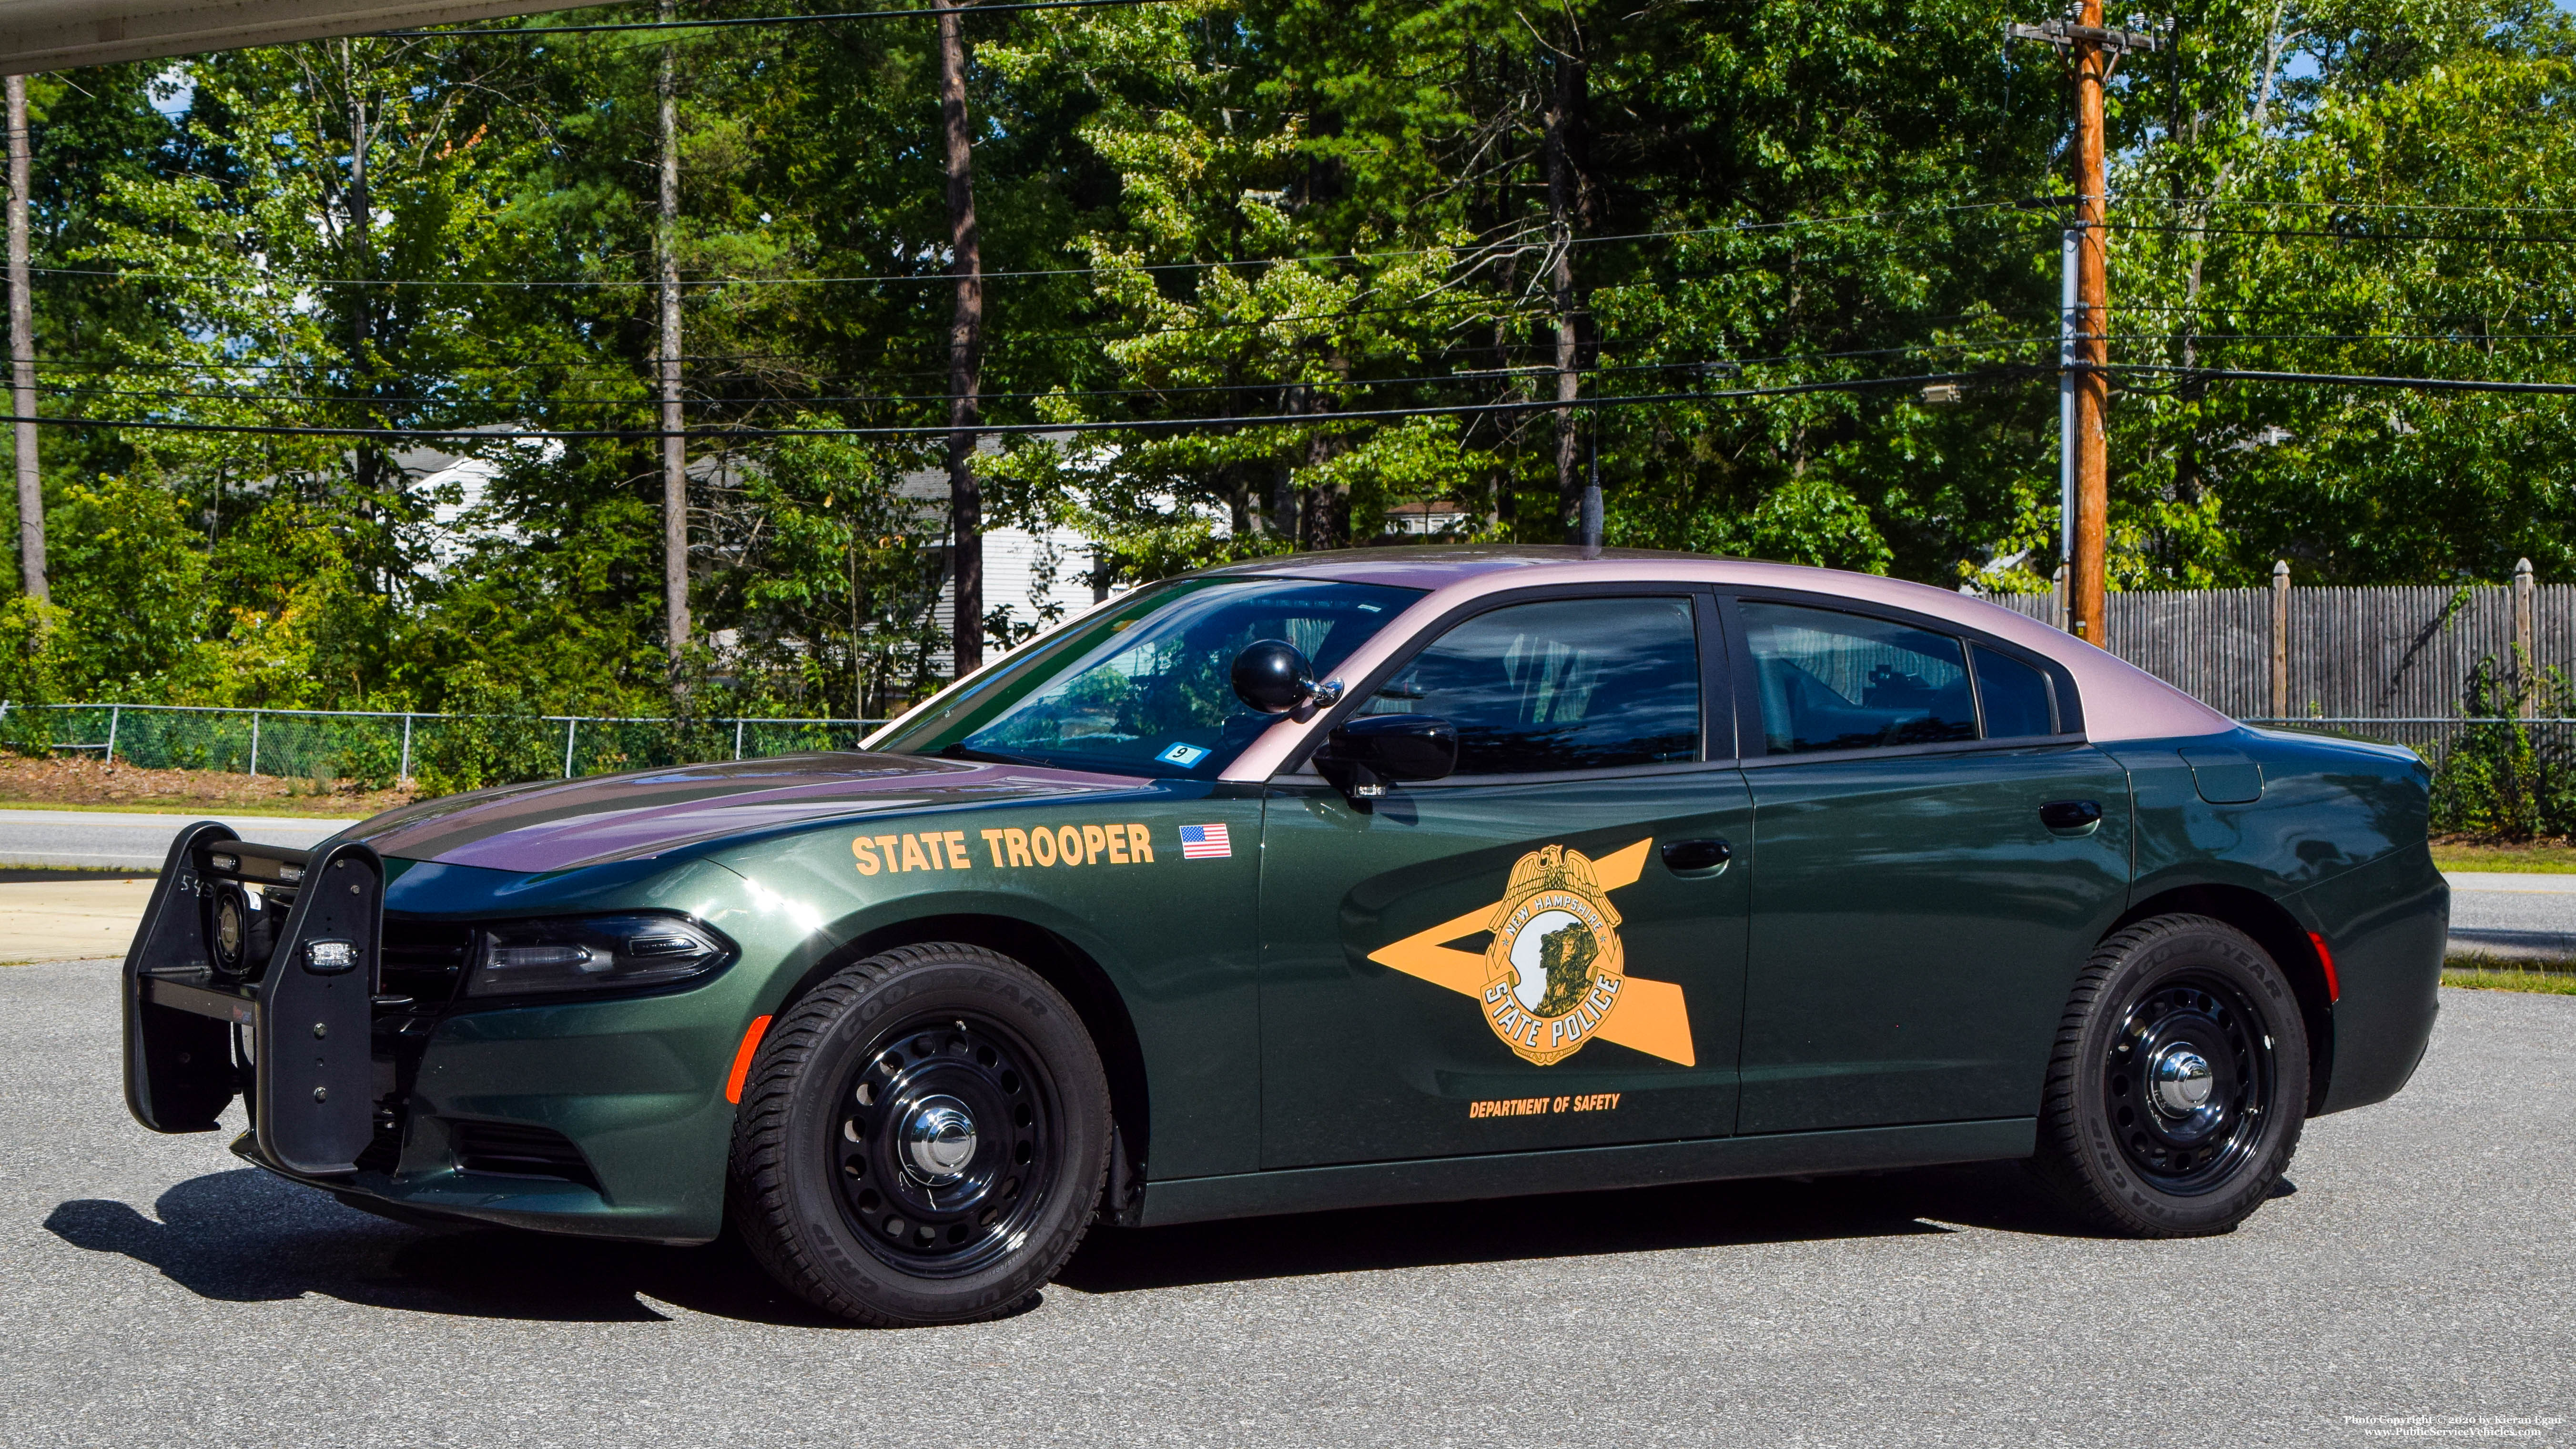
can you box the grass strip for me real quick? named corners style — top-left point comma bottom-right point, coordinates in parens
top-left (2443, 968), bottom-right (2576, 994)
top-left (2431, 841), bottom-right (2576, 873)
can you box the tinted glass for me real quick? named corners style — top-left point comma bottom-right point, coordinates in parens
top-left (880, 577), bottom-right (1420, 778)
top-left (1973, 645), bottom-right (2057, 738)
top-left (1742, 602), bottom-right (1976, 753)
top-left (1356, 597), bottom-right (1700, 774)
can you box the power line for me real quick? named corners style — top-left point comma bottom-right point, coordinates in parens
top-left (380, 0), bottom-right (1178, 39)
top-left (2105, 363), bottom-right (2576, 395)
top-left (27, 200), bottom-right (2042, 291)
top-left (0, 369), bottom-right (2011, 444)
top-left (27, 339), bottom-right (2056, 413)
top-left (2142, 196), bottom-right (2576, 218)
top-left (2107, 221), bottom-right (2576, 248)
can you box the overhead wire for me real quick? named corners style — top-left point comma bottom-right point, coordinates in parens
top-left (0, 369), bottom-right (2033, 443)
top-left (28, 200), bottom-right (2041, 291)
top-left (379, 0), bottom-right (1183, 38)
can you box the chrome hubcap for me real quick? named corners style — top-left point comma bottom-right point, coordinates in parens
top-left (2149, 1046), bottom-right (2215, 1117)
top-left (901, 1095), bottom-right (978, 1182)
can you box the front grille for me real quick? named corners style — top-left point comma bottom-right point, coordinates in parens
top-left (449, 1120), bottom-right (600, 1188)
top-left (380, 917), bottom-right (476, 1004)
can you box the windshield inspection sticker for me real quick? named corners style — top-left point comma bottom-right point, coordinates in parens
top-left (1155, 742), bottom-right (1211, 767)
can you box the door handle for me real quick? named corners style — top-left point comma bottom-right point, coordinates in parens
top-left (1661, 838), bottom-right (1734, 874)
top-left (2039, 800), bottom-right (2103, 832)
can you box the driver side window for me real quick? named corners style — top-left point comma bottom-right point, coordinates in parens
top-left (1356, 596), bottom-right (1702, 775)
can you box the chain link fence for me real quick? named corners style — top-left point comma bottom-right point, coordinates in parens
top-left (0, 702), bottom-right (888, 792)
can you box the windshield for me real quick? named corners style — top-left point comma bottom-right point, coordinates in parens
top-left (872, 576), bottom-right (1423, 778)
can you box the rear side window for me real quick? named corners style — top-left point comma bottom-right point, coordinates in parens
top-left (1741, 602), bottom-right (1977, 753)
top-left (1973, 646), bottom-right (2058, 738)
top-left (1357, 596), bottom-right (1701, 774)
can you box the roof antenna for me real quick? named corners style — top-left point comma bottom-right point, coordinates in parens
top-left (1580, 414), bottom-right (1603, 558)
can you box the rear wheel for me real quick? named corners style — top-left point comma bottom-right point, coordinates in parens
top-left (2031, 914), bottom-right (2309, 1236)
top-left (728, 942), bottom-right (1111, 1326)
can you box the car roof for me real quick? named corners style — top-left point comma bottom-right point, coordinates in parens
top-left (1207, 546), bottom-right (2235, 780)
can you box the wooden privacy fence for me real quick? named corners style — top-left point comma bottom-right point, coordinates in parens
top-left (1985, 561), bottom-right (2572, 747)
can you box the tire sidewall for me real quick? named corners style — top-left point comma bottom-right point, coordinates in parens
top-left (2065, 919), bottom-right (2310, 1234)
top-left (770, 952), bottom-right (1109, 1323)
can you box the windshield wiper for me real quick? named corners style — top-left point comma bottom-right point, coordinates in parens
top-left (937, 742), bottom-right (1043, 766)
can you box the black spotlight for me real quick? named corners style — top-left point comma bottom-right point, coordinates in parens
top-left (209, 885), bottom-right (250, 975)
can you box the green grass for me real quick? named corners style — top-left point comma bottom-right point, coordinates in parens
top-left (0, 798), bottom-right (367, 818)
top-left (2444, 967), bottom-right (2576, 994)
top-left (2431, 841), bottom-right (2576, 873)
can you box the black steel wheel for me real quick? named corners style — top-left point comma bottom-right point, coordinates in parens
top-left (2032, 914), bottom-right (2309, 1237)
top-left (728, 942), bottom-right (1110, 1326)
top-left (831, 1013), bottom-right (1060, 1277)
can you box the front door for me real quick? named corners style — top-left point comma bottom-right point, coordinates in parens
top-left (1256, 592), bottom-right (1753, 1170)
top-left (1729, 597), bottom-right (2134, 1135)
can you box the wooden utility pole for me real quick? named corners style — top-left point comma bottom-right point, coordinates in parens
top-left (1542, 33), bottom-right (1592, 543)
top-left (2070, 0), bottom-right (2109, 647)
top-left (657, 0), bottom-right (690, 666)
top-left (935, 0), bottom-right (985, 675)
top-left (5, 73), bottom-right (40, 604)
top-left (2009, 8), bottom-right (2157, 646)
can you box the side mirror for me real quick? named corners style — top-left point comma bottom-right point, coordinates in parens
top-left (1231, 639), bottom-right (1340, 721)
top-left (1316, 715), bottom-right (1457, 802)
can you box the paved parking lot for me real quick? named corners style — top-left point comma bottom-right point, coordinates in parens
top-left (0, 956), bottom-right (2567, 1448)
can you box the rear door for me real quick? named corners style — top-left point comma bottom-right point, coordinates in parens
top-left (1728, 594), bottom-right (2132, 1135)
top-left (1255, 589), bottom-right (1753, 1169)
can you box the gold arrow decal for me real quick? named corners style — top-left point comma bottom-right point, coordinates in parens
top-left (1366, 838), bottom-right (1695, 1068)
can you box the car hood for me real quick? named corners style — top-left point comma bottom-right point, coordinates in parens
top-left (337, 753), bottom-right (1149, 874)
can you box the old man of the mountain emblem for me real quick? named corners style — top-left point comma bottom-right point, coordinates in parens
top-left (1482, 843), bottom-right (1625, 1066)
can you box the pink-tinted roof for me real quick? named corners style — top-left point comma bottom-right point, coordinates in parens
top-left (1216, 547), bottom-right (2231, 780)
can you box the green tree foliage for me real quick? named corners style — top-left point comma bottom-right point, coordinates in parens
top-left (0, 0), bottom-right (2571, 722)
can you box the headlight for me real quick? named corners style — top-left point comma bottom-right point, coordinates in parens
top-left (466, 914), bottom-right (734, 997)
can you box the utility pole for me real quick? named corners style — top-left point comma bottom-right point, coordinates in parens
top-left (5, 74), bottom-right (40, 604)
top-left (935, 0), bottom-right (985, 675)
top-left (1542, 32), bottom-right (1592, 543)
top-left (2009, 6), bottom-right (2157, 646)
top-left (657, 0), bottom-right (690, 668)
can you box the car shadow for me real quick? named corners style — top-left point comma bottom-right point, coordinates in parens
top-left (45, 1158), bottom-right (2141, 1321)
top-left (43, 1168), bottom-right (843, 1327)
top-left (1057, 1158), bottom-right (2088, 1294)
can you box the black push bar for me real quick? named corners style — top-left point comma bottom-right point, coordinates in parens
top-left (121, 822), bottom-right (384, 1175)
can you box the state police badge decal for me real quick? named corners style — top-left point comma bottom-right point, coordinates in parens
top-left (1481, 844), bottom-right (1625, 1066)
top-left (1368, 837), bottom-right (1696, 1069)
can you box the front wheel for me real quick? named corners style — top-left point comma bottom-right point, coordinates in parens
top-left (727, 942), bottom-right (1111, 1326)
top-left (2031, 914), bottom-right (2310, 1237)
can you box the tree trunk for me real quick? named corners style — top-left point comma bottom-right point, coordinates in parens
top-left (6, 73), bottom-right (41, 604)
top-left (1542, 36), bottom-right (1592, 542)
top-left (345, 61), bottom-right (380, 506)
top-left (936, 0), bottom-right (985, 676)
top-left (659, 4), bottom-right (690, 667)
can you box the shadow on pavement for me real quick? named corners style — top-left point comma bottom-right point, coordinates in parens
top-left (1058, 1158), bottom-right (2085, 1294)
top-left (44, 1157), bottom-right (2122, 1317)
top-left (43, 1168), bottom-right (842, 1327)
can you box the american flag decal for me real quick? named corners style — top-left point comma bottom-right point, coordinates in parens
top-left (1178, 823), bottom-right (1232, 860)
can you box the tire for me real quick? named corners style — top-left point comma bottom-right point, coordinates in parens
top-left (727, 942), bottom-right (1112, 1326)
top-left (2030, 914), bottom-right (2309, 1237)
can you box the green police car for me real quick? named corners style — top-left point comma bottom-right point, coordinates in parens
top-left (122, 547), bottom-right (2446, 1326)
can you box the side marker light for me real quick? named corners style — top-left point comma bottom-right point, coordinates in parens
top-left (725, 1015), bottom-right (774, 1105)
top-left (2309, 932), bottom-right (2340, 1003)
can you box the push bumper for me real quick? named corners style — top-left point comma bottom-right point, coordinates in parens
top-left (122, 827), bottom-right (754, 1244)
top-left (123, 821), bottom-right (384, 1175)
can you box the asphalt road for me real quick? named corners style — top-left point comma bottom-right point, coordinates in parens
top-left (2447, 871), bottom-right (2576, 958)
top-left (0, 809), bottom-right (355, 871)
top-left (0, 958), bottom-right (2566, 1448)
